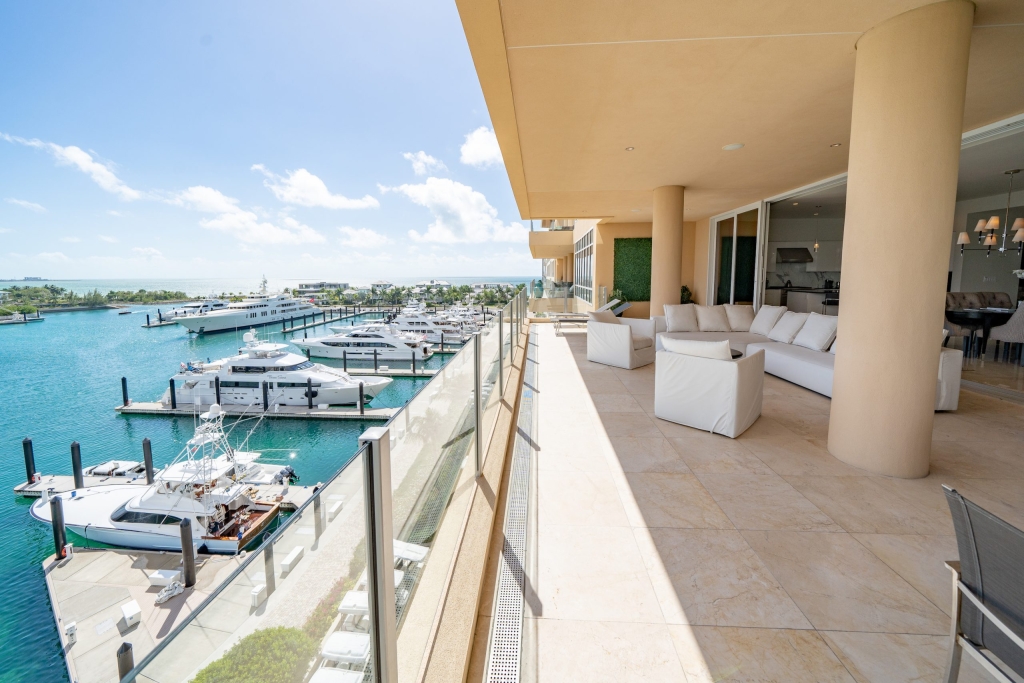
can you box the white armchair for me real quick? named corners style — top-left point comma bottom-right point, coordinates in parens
top-left (654, 349), bottom-right (765, 438)
top-left (586, 317), bottom-right (656, 369)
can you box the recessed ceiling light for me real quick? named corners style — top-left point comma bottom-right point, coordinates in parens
top-left (814, 213), bottom-right (819, 216)
top-left (792, 202), bottom-right (799, 206)
top-left (625, 147), bottom-right (634, 151)
top-left (722, 143), bottom-right (744, 151)
top-left (830, 143), bottom-right (842, 147)
top-left (631, 208), bottom-right (641, 213)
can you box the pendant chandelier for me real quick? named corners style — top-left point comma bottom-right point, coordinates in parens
top-left (960, 169), bottom-right (1024, 257)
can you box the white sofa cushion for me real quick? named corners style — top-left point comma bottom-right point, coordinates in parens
top-left (632, 335), bottom-right (654, 350)
top-left (695, 305), bottom-right (732, 332)
top-left (656, 331), bottom-right (769, 354)
top-left (829, 338), bottom-right (837, 354)
top-left (588, 310), bottom-right (619, 324)
top-left (664, 304), bottom-right (699, 332)
top-left (793, 313), bottom-right (838, 351)
top-left (767, 311), bottom-right (809, 343)
top-left (747, 341), bottom-right (836, 397)
top-left (749, 305), bottom-right (787, 336)
top-left (724, 304), bottom-right (755, 332)
top-left (661, 338), bottom-right (732, 360)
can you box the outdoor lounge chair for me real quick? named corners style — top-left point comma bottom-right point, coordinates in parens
top-left (943, 486), bottom-right (1024, 683)
top-left (552, 298), bottom-right (620, 334)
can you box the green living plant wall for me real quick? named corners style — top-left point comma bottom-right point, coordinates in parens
top-left (613, 237), bottom-right (652, 302)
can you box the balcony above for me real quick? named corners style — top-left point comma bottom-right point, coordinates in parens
top-left (529, 228), bottom-right (574, 259)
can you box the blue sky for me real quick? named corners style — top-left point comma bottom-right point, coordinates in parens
top-left (0, 1), bottom-right (534, 281)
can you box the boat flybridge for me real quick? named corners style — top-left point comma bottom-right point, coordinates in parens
top-left (169, 330), bottom-right (392, 406)
top-left (174, 279), bottom-right (320, 334)
top-left (29, 405), bottom-right (294, 554)
top-left (161, 299), bottom-right (229, 320)
top-left (297, 322), bottom-right (432, 360)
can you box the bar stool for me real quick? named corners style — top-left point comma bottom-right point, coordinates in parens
top-left (821, 296), bottom-right (839, 315)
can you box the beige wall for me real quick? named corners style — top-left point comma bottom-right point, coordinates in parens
top-left (692, 218), bottom-right (710, 305)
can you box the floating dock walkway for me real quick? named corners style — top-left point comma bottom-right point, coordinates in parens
top-left (115, 401), bottom-right (397, 421)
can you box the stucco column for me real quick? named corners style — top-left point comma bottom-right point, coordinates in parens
top-left (828, 0), bottom-right (973, 478)
top-left (651, 186), bottom-right (685, 315)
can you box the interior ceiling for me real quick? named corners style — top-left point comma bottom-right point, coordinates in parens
top-left (457, 0), bottom-right (1024, 224)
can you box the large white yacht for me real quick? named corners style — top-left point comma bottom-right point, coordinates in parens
top-left (160, 299), bottom-right (229, 320)
top-left (29, 406), bottom-right (285, 553)
top-left (175, 281), bottom-right (321, 334)
top-left (385, 311), bottom-right (469, 344)
top-left (170, 331), bottom-right (392, 406)
top-left (296, 322), bottom-right (432, 360)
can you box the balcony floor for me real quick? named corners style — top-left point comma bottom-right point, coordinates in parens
top-left (475, 324), bottom-right (1024, 682)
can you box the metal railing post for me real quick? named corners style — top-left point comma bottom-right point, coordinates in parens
top-left (359, 428), bottom-right (398, 683)
top-left (498, 311), bottom-right (504, 397)
top-left (473, 332), bottom-right (482, 476)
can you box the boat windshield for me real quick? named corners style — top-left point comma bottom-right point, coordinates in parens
top-left (110, 502), bottom-right (182, 526)
top-left (231, 361), bottom-right (314, 373)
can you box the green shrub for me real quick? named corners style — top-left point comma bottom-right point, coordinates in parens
top-left (15, 304), bottom-right (37, 314)
top-left (680, 285), bottom-right (692, 304)
top-left (613, 238), bottom-right (652, 302)
top-left (0, 307), bottom-right (12, 316)
top-left (191, 627), bottom-right (316, 683)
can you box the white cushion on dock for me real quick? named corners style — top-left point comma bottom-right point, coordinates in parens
top-left (328, 499), bottom-right (345, 521)
top-left (251, 584), bottom-right (267, 607)
top-left (148, 569), bottom-right (182, 587)
top-left (337, 590), bottom-right (368, 616)
top-left (121, 600), bottom-right (141, 627)
top-left (310, 668), bottom-right (364, 683)
top-left (281, 545), bottom-right (304, 573)
top-left (321, 631), bottom-right (370, 665)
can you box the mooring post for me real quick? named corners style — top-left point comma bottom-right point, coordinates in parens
top-left (116, 642), bottom-right (134, 681)
top-left (158, 309), bottom-right (162, 323)
top-left (71, 442), bottom-right (84, 489)
top-left (179, 519), bottom-right (197, 587)
top-left (23, 438), bottom-right (36, 485)
top-left (121, 376), bottom-right (129, 406)
top-left (305, 347), bottom-right (310, 359)
top-left (411, 350), bottom-right (416, 375)
top-left (343, 350), bottom-right (348, 372)
top-left (169, 379), bottom-right (177, 410)
top-left (359, 382), bottom-right (365, 415)
top-left (142, 438), bottom-right (154, 484)
top-left (50, 496), bottom-right (67, 558)
top-left (373, 350), bottom-right (378, 372)
top-left (214, 376), bottom-right (221, 405)
top-left (146, 313), bottom-right (150, 326)
top-left (262, 381), bottom-right (269, 412)
top-left (282, 319), bottom-right (286, 333)
top-left (264, 542), bottom-right (276, 596)
top-left (307, 377), bottom-right (313, 410)
top-left (440, 331), bottom-right (444, 353)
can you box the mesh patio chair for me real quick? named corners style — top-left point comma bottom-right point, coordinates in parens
top-left (942, 486), bottom-right (1024, 683)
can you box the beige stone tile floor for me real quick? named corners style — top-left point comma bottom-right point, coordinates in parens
top-left (482, 324), bottom-right (1023, 683)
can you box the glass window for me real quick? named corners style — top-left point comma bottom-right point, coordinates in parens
top-left (574, 228), bottom-right (594, 304)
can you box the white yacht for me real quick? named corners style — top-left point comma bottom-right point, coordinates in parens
top-left (170, 331), bottom-right (391, 406)
top-left (160, 299), bottom-right (229, 320)
top-left (386, 312), bottom-right (469, 344)
top-left (298, 322), bottom-right (432, 360)
top-left (29, 406), bottom-right (286, 553)
top-left (175, 282), bottom-right (321, 334)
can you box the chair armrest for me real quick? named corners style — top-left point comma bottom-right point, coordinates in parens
top-left (620, 317), bottom-right (655, 339)
top-left (652, 316), bottom-right (667, 334)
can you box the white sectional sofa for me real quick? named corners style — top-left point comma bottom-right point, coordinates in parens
top-left (653, 305), bottom-right (962, 411)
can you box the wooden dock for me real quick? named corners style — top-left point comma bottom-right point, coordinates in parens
top-left (115, 401), bottom-right (396, 421)
top-left (141, 319), bottom-right (178, 328)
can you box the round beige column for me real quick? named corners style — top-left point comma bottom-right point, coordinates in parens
top-left (829, 0), bottom-right (973, 478)
top-left (651, 186), bottom-right (685, 315)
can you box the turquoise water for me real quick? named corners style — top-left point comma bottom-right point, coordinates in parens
top-left (0, 307), bottom-right (447, 681)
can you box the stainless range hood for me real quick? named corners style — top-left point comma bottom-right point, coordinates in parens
top-left (777, 247), bottom-right (814, 263)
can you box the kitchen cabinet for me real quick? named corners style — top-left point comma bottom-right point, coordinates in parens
top-left (786, 291), bottom-right (826, 313)
top-left (763, 289), bottom-right (782, 306)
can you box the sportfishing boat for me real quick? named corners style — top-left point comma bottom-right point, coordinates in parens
top-left (296, 322), bottom-right (432, 360)
top-left (29, 405), bottom-right (289, 553)
top-left (169, 330), bottom-right (392, 406)
top-left (174, 279), bottom-right (321, 334)
top-left (161, 299), bottom-right (229, 320)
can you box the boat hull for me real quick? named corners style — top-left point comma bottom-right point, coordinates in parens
top-left (296, 344), bottom-right (432, 361)
top-left (173, 375), bottom-right (392, 406)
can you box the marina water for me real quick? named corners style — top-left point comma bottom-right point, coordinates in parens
top-left (0, 306), bottom-right (447, 681)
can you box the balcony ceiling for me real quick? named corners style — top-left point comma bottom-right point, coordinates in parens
top-left (455, 0), bottom-right (1024, 223)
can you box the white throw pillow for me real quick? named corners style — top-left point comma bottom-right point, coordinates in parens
top-left (767, 311), bottom-right (810, 344)
top-left (793, 313), bottom-right (839, 351)
top-left (724, 304), bottom-right (755, 332)
top-left (749, 305), bottom-right (787, 336)
top-left (695, 305), bottom-right (732, 332)
top-left (664, 304), bottom-right (698, 332)
top-left (662, 338), bottom-right (733, 360)
top-left (588, 310), bottom-right (619, 325)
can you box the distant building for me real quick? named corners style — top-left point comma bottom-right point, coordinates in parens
top-left (371, 280), bottom-right (394, 291)
top-left (416, 279), bottom-right (452, 289)
top-left (472, 282), bottom-right (505, 292)
top-left (295, 282), bottom-right (347, 302)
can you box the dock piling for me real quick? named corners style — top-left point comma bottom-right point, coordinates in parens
top-left (359, 382), bottom-right (365, 415)
top-left (158, 309), bottom-right (162, 324)
top-left (373, 350), bottom-right (378, 372)
top-left (146, 313), bottom-right (150, 326)
top-left (121, 376), bottom-right (129, 406)
top-left (214, 376), bottom-right (221, 405)
top-left (307, 377), bottom-right (313, 410)
top-left (343, 350), bottom-right (348, 372)
top-left (305, 347), bottom-right (310, 359)
top-left (50, 496), bottom-right (67, 558)
top-left (179, 519), bottom-right (197, 587)
top-left (23, 438), bottom-right (36, 486)
top-left (262, 381), bottom-right (269, 412)
top-left (411, 351), bottom-right (416, 375)
top-left (142, 438), bottom-right (154, 485)
top-left (169, 379), bottom-right (177, 410)
top-left (282, 319), bottom-right (286, 333)
top-left (116, 642), bottom-right (134, 680)
top-left (71, 442), bottom-right (84, 489)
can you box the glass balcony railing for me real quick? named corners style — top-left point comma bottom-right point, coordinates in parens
top-left (123, 289), bottom-right (528, 683)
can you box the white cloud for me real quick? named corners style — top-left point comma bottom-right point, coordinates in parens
top-left (337, 226), bottom-right (393, 249)
top-left (459, 127), bottom-right (503, 168)
top-left (175, 185), bottom-right (326, 245)
top-left (107, 210), bottom-right (123, 217)
top-left (251, 164), bottom-right (379, 209)
top-left (38, 251), bottom-right (70, 263)
top-left (381, 177), bottom-right (527, 244)
top-left (2, 133), bottom-right (141, 201)
top-left (97, 235), bottom-right (119, 243)
top-left (5, 198), bottom-right (46, 212)
top-left (0, 228), bottom-right (14, 234)
top-left (132, 247), bottom-right (162, 258)
top-left (402, 151), bottom-right (446, 176)
top-left (61, 236), bottom-right (81, 243)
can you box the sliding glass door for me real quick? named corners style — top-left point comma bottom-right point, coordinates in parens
top-left (712, 206), bottom-right (761, 305)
